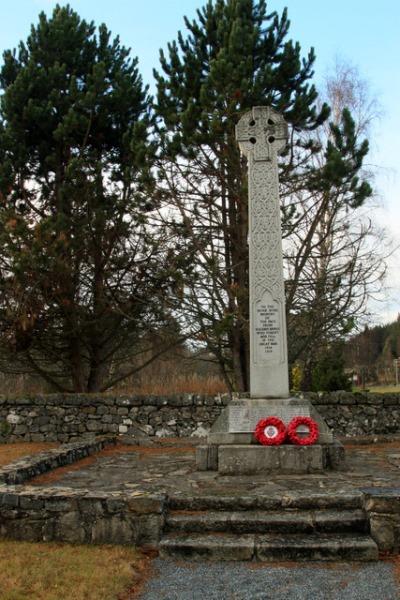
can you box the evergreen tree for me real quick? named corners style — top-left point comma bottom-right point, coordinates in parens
top-left (311, 343), bottom-right (351, 392)
top-left (0, 5), bottom-right (176, 392)
top-left (154, 0), bottom-right (372, 391)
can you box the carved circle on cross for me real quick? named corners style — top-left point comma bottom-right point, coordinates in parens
top-left (235, 106), bottom-right (288, 161)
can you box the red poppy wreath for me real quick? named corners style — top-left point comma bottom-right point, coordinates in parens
top-left (254, 416), bottom-right (286, 446)
top-left (287, 416), bottom-right (319, 446)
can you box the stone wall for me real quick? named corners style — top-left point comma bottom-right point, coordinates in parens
top-left (0, 393), bottom-right (230, 443)
top-left (0, 485), bottom-right (164, 547)
top-left (365, 490), bottom-right (400, 553)
top-left (0, 391), bottom-right (399, 442)
top-left (305, 391), bottom-right (400, 437)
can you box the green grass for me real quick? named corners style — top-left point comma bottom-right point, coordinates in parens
top-left (353, 385), bottom-right (400, 393)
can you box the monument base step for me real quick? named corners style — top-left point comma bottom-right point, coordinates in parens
top-left (159, 532), bottom-right (378, 562)
top-left (160, 491), bottom-right (377, 561)
top-left (168, 492), bottom-right (363, 511)
top-left (166, 509), bottom-right (368, 534)
top-left (196, 441), bottom-right (345, 474)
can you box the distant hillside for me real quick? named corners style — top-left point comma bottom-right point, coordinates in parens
top-left (344, 315), bottom-right (400, 385)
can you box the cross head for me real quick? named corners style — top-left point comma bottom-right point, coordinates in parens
top-left (236, 106), bottom-right (288, 161)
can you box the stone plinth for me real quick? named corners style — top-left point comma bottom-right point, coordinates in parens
top-left (218, 445), bottom-right (324, 475)
top-left (196, 440), bottom-right (345, 474)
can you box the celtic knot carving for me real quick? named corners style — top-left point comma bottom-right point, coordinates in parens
top-left (235, 106), bottom-right (288, 303)
top-left (249, 160), bottom-right (285, 302)
top-left (236, 107), bottom-right (289, 379)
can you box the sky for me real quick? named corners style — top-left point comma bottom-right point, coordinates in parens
top-left (0, 0), bottom-right (399, 325)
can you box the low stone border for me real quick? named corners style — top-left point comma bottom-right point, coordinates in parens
top-left (0, 484), bottom-right (165, 545)
top-left (0, 437), bottom-right (116, 485)
top-left (0, 437), bottom-right (165, 545)
top-left (363, 488), bottom-right (400, 553)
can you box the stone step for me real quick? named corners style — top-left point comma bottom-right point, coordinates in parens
top-left (168, 492), bottom-right (363, 512)
top-left (256, 533), bottom-right (379, 562)
top-left (166, 509), bottom-right (368, 534)
top-left (159, 532), bottom-right (378, 562)
top-left (160, 533), bottom-right (255, 561)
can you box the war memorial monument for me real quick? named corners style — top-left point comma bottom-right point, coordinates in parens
top-left (196, 106), bottom-right (344, 475)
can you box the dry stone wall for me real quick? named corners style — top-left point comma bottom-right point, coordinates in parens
top-left (0, 391), bottom-right (399, 443)
top-left (0, 394), bottom-right (229, 443)
top-left (303, 391), bottom-right (400, 438)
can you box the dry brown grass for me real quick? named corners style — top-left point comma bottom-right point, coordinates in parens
top-left (115, 373), bottom-right (228, 395)
top-left (0, 443), bottom-right (58, 467)
top-left (0, 373), bottom-right (53, 395)
top-left (0, 540), bottom-right (146, 600)
top-left (0, 371), bottom-right (228, 396)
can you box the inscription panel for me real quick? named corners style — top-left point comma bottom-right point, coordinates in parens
top-left (254, 292), bottom-right (283, 365)
top-left (229, 404), bottom-right (310, 432)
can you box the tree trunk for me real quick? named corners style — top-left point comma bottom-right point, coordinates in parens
top-left (227, 140), bottom-right (250, 392)
top-left (70, 335), bottom-right (86, 392)
top-left (87, 360), bottom-right (108, 392)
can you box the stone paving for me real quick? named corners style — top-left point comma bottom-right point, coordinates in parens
top-left (30, 438), bottom-right (400, 498)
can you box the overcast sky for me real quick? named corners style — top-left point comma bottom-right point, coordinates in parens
top-left (1, 0), bottom-right (399, 325)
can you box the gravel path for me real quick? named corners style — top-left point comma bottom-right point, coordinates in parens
top-left (138, 559), bottom-right (399, 600)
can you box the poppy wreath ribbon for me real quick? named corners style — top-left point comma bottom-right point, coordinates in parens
top-left (287, 416), bottom-right (319, 446)
top-left (254, 416), bottom-right (286, 446)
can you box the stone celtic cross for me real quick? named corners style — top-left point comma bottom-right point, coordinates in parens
top-left (236, 106), bottom-right (289, 398)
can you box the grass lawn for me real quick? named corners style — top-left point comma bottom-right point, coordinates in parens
top-left (353, 385), bottom-right (400, 393)
top-left (0, 540), bottom-right (147, 600)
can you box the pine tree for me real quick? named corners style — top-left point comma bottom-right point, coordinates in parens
top-left (311, 343), bottom-right (351, 392)
top-left (0, 5), bottom-right (175, 392)
top-left (154, 0), bottom-right (372, 391)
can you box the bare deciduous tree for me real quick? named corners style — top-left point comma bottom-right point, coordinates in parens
top-left (284, 58), bottom-right (390, 386)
